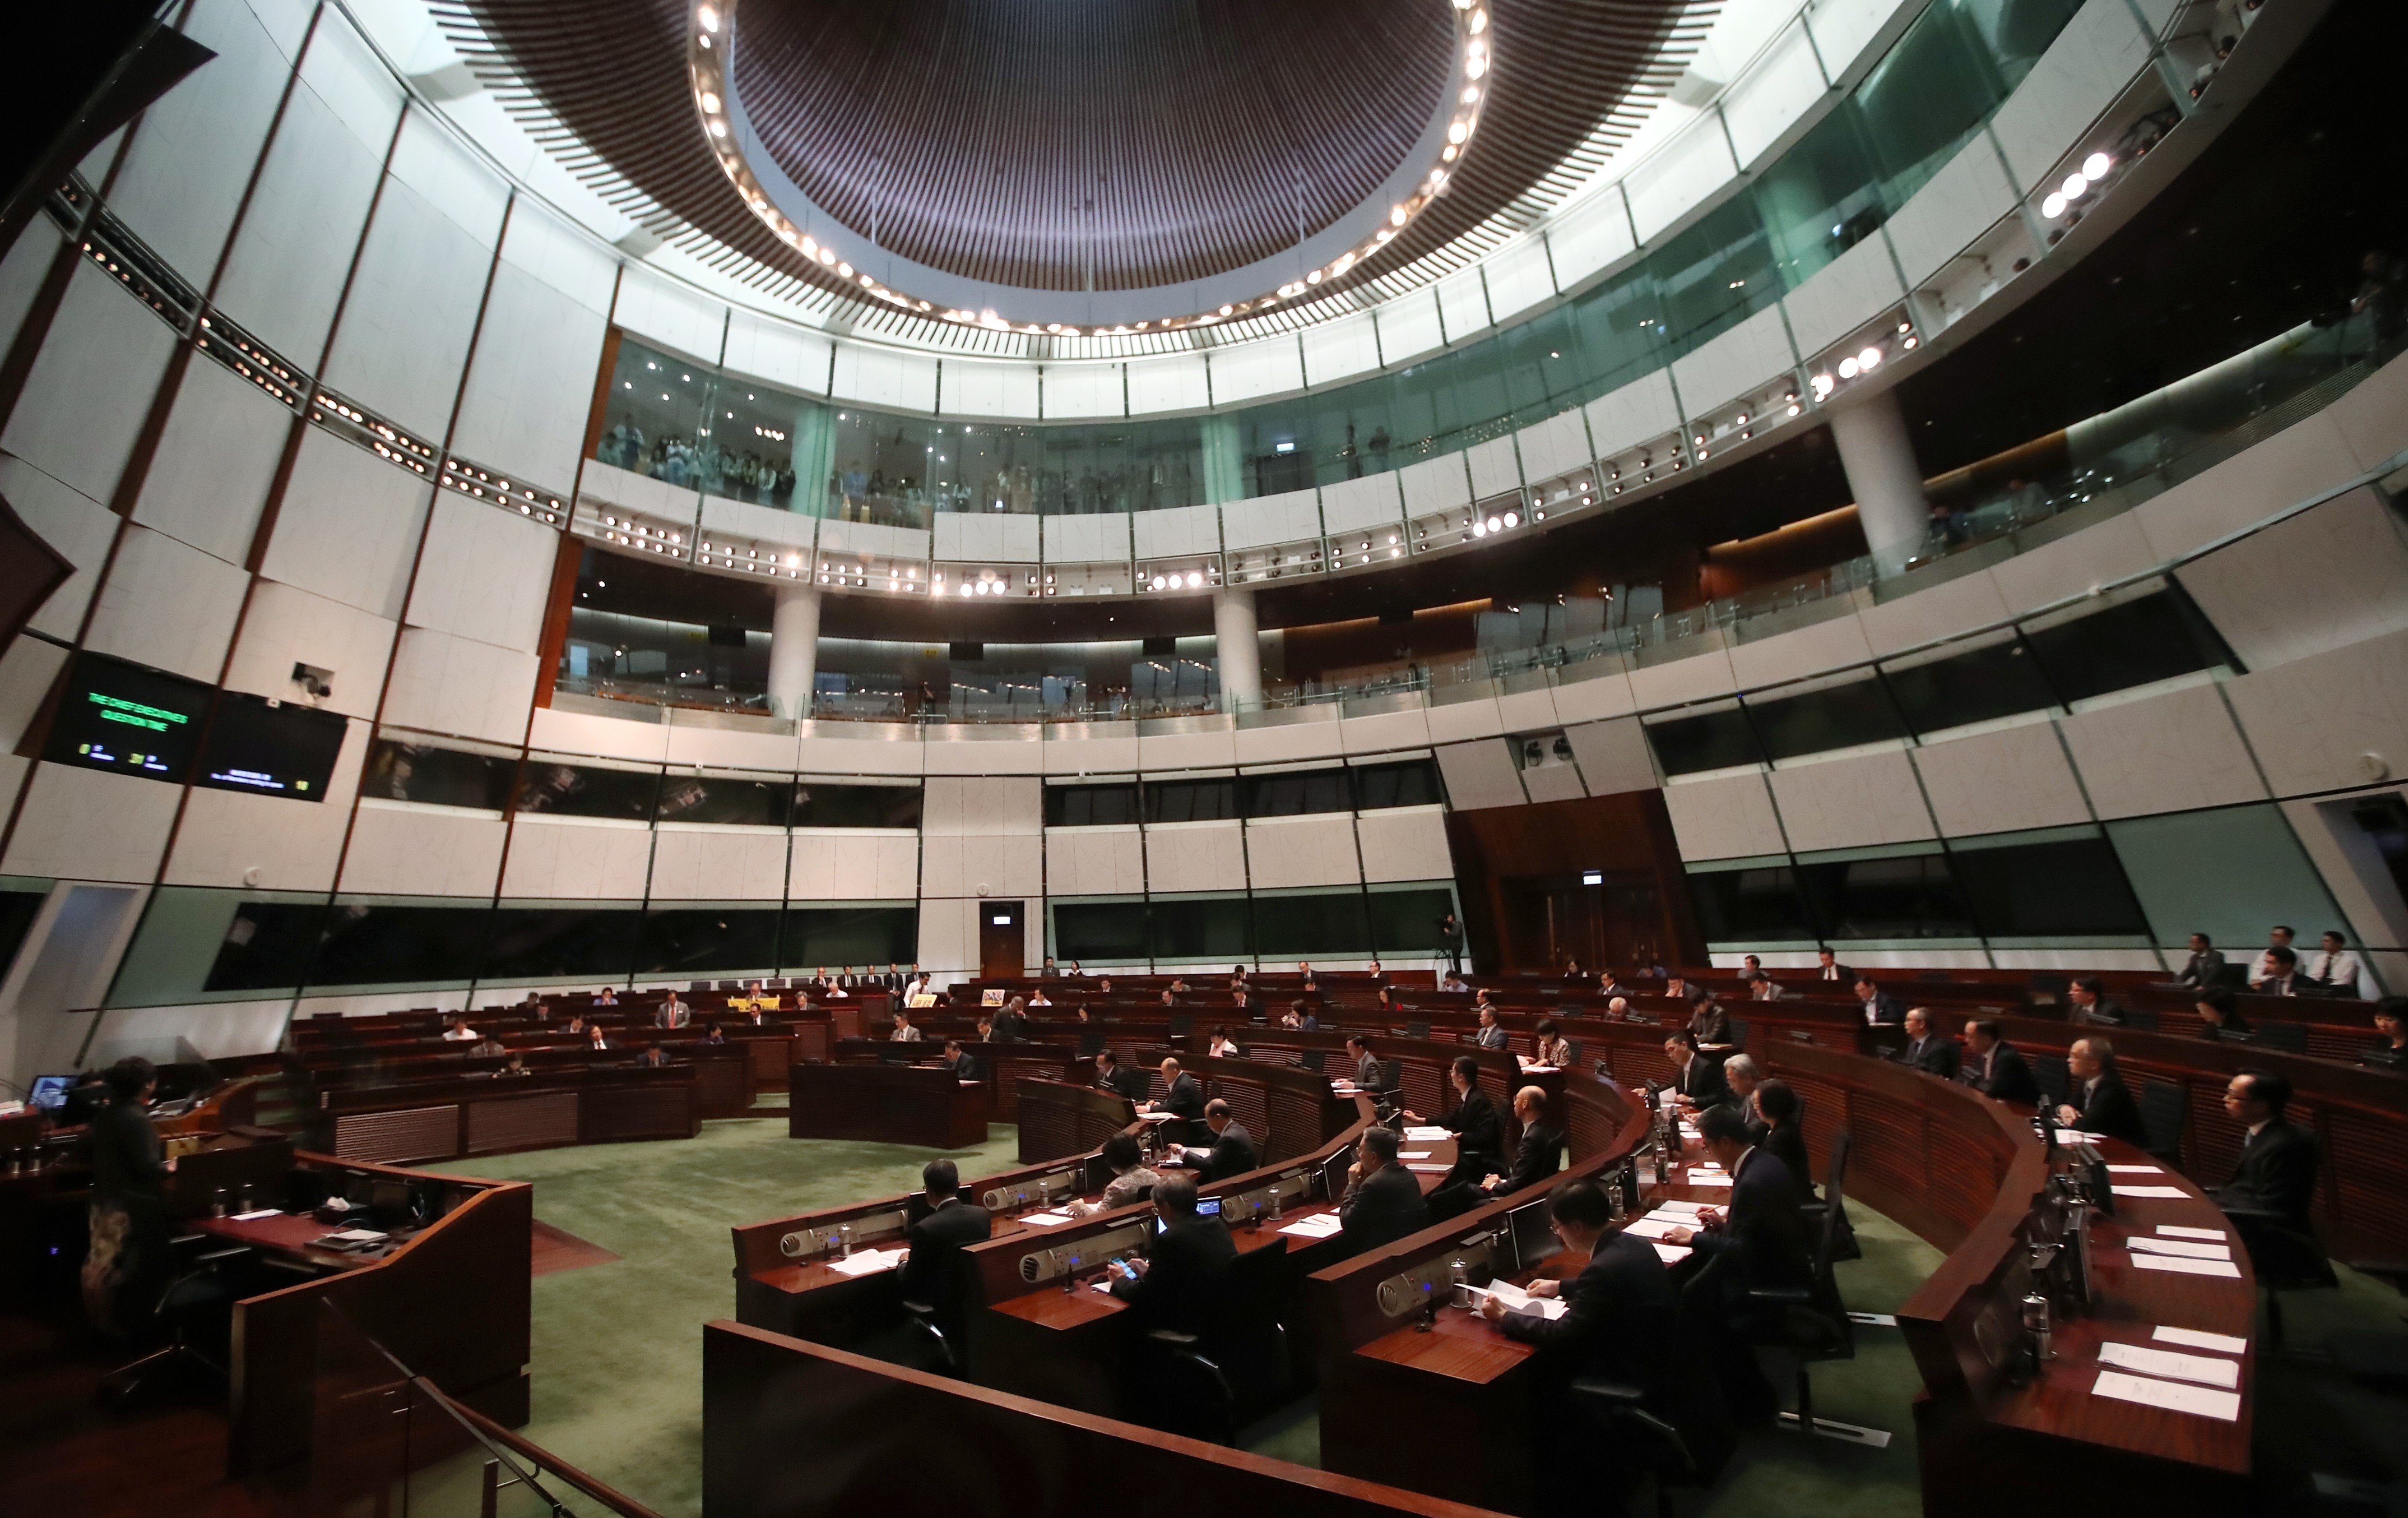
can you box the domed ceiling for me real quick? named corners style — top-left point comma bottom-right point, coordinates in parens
top-left (448, 0), bottom-right (1713, 335)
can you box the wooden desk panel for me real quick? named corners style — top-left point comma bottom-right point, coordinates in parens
top-left (788, 1062), bottom-right (987, 1148)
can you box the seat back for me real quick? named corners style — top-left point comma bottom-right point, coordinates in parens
top-left (1077, 1030), bottom-right (1104, 1057)
top-left (1377, 1059), bottom-right (1404, 1093)
top-left (2139, 1078), bottom-right (2186, 1164)
top-left (2121, 1005), bottom-right (2159, 1032)
top-left (1404, 1020), bottom-right (1431, 1040)
top-left (2251, 1021), bottom-right (2308, 1054)
top-left (1298, 1048), bottom-right (1325, 1073)
top-left (2030, 1052), bottom-right (2070, 1109)
top-left (1563, 1038), bottom-right (1584, 1068)
top-left (1727, 1018), bottom-right (1750, 1049)
top-left (1168, 1015), bottom-right (1195, 1039)
top-left (1213, 1237), bottom-right (1295, 1417)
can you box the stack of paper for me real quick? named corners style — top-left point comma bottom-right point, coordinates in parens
top-left (1405, 1162), bottom-right (1452, 1174)
top-left (231, 1207), bottom-right (282, 1222)
top-left (1473, 1282), bottom-right (1566, 1321)
top-left (2110, 1183), bottom-right (2189, 1198)
top-left (1404, 1126), bottom-right (1450, 1142)
top-left (1279, 1212), bottom-right (1345, 1239)
top-left (1018, 1210), bottom-right (1075, 1228)
top-left (2156, 1225), bottom-right (2228, 1242)
top-left (1682, 1168), bottom-right (1732, 1187)
top-left (2153, 1326), bottom-right (2247, 1354)
top-left (1654, 1199), bottom-right (1708, 1216)
top-left (2091, 1370), bottom-right (2240, 1422)
top-left (2128, 1236), bottom-right (2230, 1261)
top-left (2098, 1341), bottom-right (2239, 1389)
top-left (1621, 1214), bottom-right (1686, 1240)
top-left (827, 1248), bottom-right (904, 1277)
top-left (2105, 1163), bottom-right (2163, 1174)
top-left (1398, 1150), bottom-right (1433, 1159)
top-left (1650, 1243), bottom-right (1695, 1265)
top-left (2127, 1253), bottom-right (2242, 1279)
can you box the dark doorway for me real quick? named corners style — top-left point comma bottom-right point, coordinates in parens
top-left (1500, 872), bottom-right (1666, 975)
top-left (977, 901), bottom-right (1027, 981)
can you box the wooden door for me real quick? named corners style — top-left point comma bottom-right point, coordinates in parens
top-left (977, 901), bottom-right (1027, 981)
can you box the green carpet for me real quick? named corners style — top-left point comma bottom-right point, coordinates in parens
top-left (435, 1121), bottom-right (2408, 1518)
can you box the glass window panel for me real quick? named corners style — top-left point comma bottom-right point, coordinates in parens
top-left (1352, 759), bottom-right (1445, 811)
top-left (1744, 678), bottom-right (1908, 762)
top-left (1147, 898), bottom-right (1252, 961)
top-left (1852, 1), bottom-right (2007, 208)
top-left (1368, 887), bottom-right (1458, 954)
top-left (634, 908), bottom-right (783, 976)
top-left (0, 888), bottom-right (44, 984)
top-left (1687, 864), bottom-right (1819, 943)
top-left (593, 337), bottom-right (718, 492)
top-left (1251, 891), bottom-right (1373, 958)
top-left (1145, 777), bottom-right (1238, 823)
top-left (781, 906), bottom-right (918, 970)
top-left (1795, 853), bottom-right (1975, 938)
top-left (2022, 589), bottom-right (2234, 705)
top-left (362, 739), bottom-right (516, 811)
top-left (312, 901), bottom-right (493, 988)
top-left (1950, 836), bottom-right (2150, 938)
top-left (1054, 901), bottom-right (1150, 962)
top-left (826, 409), bottom-right (1205, 521)
top-left (2104, 805), bottom-right (2346, 951)
top-left (1245, 769), bottom-right (1353, 818)
top-left (1882, 638), bottom-right (2058, 735)
top-left (515, 761), bottom-right (660, 821)
top-left (654, 772), bottom-right (794, 827)
top-left (481, 908), bottom-right (643, 981)
top-left (791, 783), bottom-right (923, 829)
top-left (1752, 101), bottom-right (1889, 290)
top-left (1046, 783), bottom-right (1141, 827)
top-left (1645, 709), bottom-right (1765, 776)
top-left (108, 888), bottom-right (328, 1005)
top-left (1955, 0), bottom-right (2087, 90)
top-left (1643, 193), bottom-right (1780, 355)
top-left (1559, 267), bottom-right (1673, 409)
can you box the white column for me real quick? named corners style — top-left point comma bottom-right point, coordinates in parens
top-left (1826, 387), bottom-right (1930, 575)
top-left (1214, 585), bottom-right (1262, 710)
top-left (767, 581), bottom-right (822, 720)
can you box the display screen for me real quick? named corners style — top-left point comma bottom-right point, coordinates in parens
top-left (44, 652), bottom-right (211, 781)
top-left (194, 691), bottom-right (348, 801)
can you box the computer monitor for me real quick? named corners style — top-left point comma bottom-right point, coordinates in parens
top-left (1320, 1149), bottom-right (1354, 1201)
top-left (27, 1075), bottom-right (73, 1111)
top-left (1507, 1198), bottom-right (1555, 1272)
top-left (1157, 1195), bottom-right (1222, 1235)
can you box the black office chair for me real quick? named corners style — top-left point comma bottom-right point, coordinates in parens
top-left (2249, 1021), bottom-right (2308, 1054)
top-left (1593, 1057), bottom-right (1614, 1082)
top-left (1298, 1048), bottom-right (1325, 1073)
top-left (1168, 1015), bottom-right (1195, 1041)
top-left (1798, 1124), bottom-right (1859, 1264)
top-left (1077, 1030), bottom-right (1105, 1057)
top-left (1376, 1058), bottom-right (1404, 1095)
top-left (2138, 1078), bottom-right (2187, 1168)
top-left (1726, 1019), bottom-right (1750, 1049)
top-left (98, 1234), bottom-right (253, 1408)
top-left (2225, 1206), bottom-right (2337, 1348)
top-left (1563, 1038), bottom-right (1584, 1068)
top-left (1404, 1021), bottom-right (1431, 1040)
top-left (895, 1294), bottom-right (961, 1375)
top-left (1746, 1128), bottom-right (1866, 1443)
top-left (2030, 1052), bottom-right (2069, 1110)
top-left (1572, 1254), bottom-right (1736, 1518)
top-left (2119, 1005), bottom-right (2159, 1032)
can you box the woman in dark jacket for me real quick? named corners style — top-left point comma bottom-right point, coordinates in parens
top-left (84, 1057), bottom-right (175, 1335)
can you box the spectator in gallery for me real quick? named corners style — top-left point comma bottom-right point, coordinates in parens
top-left (2176, 933), bottom-right (2226, 991)
top-left (442, 1015), bottom-right (480, 1043)
top-left (2302, 930), bottom-right (2367, 998)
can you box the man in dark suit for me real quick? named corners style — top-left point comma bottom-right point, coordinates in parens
top-left (1482, 1086), bottom-right (1565, 1196)
top-left (2254, 947), bottom-right (2317, 998)
top-left (1896, 1007), bottom-right (1961, 1080)
top-left (1094, 1049), bottom-right (1148, 1104)
top-left (1145, 1057), bottom-right (1205, 1143)
top-left (2053, 1036), bottom-right (2146, 1149)
top-left (2176, 934), bottom-right (2226, 991)
top-left (1338, 1126), bottom-right (1431, 1253)
top-left (1663, 1105), bottom-right (1813, 1420)
top-left (939, 1039), bottom-right (978, 1081)
top-left (1404, 1057), bottom-right (1503, 1186)
top-left (2066, 976), bottom-right (2127, 1026)
top-left (1960, 1019), bottom-right (2041, 1107)
top-left (1171, 1099), bottom-right (1259, 1182)
top-left (1665, 1031), bottom-right (1729, 1109)
top-left (2212, 1069), bottom-right (2318, 1230)
top-left (1108, 1175), bottom-right (1235, 1338)
top-left (1852, 974), bottom-right (1905, 1027)
top-left (1815, 947), bottom-right (1845, 982)
top-left (898, 1159), bottom-right (992, 1339)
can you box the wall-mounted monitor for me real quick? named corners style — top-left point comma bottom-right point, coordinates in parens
top-left (43, 652), bottom-right (210, 781)
top-left (193, 690), bottom-right (349, 802)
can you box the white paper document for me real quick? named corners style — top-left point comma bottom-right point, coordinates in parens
top-left (1398, 1151), bottom-right (1433, 1159)
top-left (1650, 1243), bottom-right (1695, 1265)
top-left (2110, 1184), bottom-right (2190, 1198)
top-left (2104, 1164), bottom-right (2163, 1174)
top-left (2127, 1236), bottom-right (2231, 1261)
top-left (2153, 1326), bottom-right (2248, 1355)
top-left (826, 1248), bottom-right (904, 1276)
top-left (2157, 1225), bottom-right (2226, 1241)
top-left (1279, 1213), bottom-right (1344, 1239)
top-left (1018, 1211), bottom-right (1075, 1228)
top-left (2091, 1369), bottom-right (2240, 1423)
top-left (1405, 1126), bottom-right (1451, 1141)
top-left (1621, 1215), bottom-right (1685, 1239)
top-left (1653, 1199), bottom-right (1708, 1215)
top-left (1474, 1282), bottom-right (1567, 1320)
top-left (231, 1208), bottom-right (282, 1222)
top-left (1405, 1162), bottom-right (1452, 1173)
top-left (2128, 1252), bottom-right (2242, 1279)
top-left (2097, 1341), bottom-right (2240, 1389)
top-left (1682, 1172), bottom-right (1733, 1187)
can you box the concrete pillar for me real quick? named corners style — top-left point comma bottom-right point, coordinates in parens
top-left (1826, 387), bottom-right (1930, 575)
top-left (767, 581), bottom-right (822, 720)
top-left (1214, 585), bottom-right (1262, 710)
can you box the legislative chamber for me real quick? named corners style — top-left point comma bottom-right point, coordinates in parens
top-left (3, 1), bottom-right (2406, 1516)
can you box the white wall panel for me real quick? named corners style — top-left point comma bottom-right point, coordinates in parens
top-left (1042, 512), bottom-right (1130, 564)
top-left (659, 723), bottom-right (802, 772)
top-left (646, 827), bottom-right (788, 901)
top-left (1356, 807), bottom-right (1451, 883)
top-left (1045, 828), bottom-right (1145, 896)
top-left (1340, 708), bottom-right (1430, 755)
top-left (1319, 474), bottom-right (1405, 535)
top-left (816, 517), bottom-right (929, 563)
top-left (1552, 667), bottom-right (1638, 725)
top-left (612, 264), bottom-right (725, 364)
top-left (1662, 771), bottom-right (1784, 862)
top-left (1, 765), bottom-right (182, 882)
top-left (1514, 409), bottom-right (1593, 483)
top-left (794, 730), bottom-right (922, 776)
top-left (1124, 353), bottom-right (1210, 415)
top-left (1433, 739), bottom-right (1525, 810)
top-left (131, 357), bottom-right (286, 564)
top-left (448, 261), bottom-right (607, 491)
top-left (403, 493), bottom-right (557, 652)
top-left (2059, 683), bottom-right (2267, 818)
top-left (1804, 0), bottom-right (1903, 81)
top-left (1230, 712), bottom-right (1347, 767)
top-left (1436, 269), bottom-right (1492, 343)
top-left (82, 525), bottom-right (249, 683)
top-left (259, 432), bottom-right (434, 620)
top-left (1427, 695), bottom-right (1505, 744)
top-left (164, 721), bottom-right (365, 889)
top-left (1670, 302), bottom-right (1794, 414)
top-left (931, 511), bottom-right (1041, 564)
top-left (106, 0), bottom-right (295, 277)
top-left (220, 579), bottom-right (394, 719)
top-left (940, 359), bottom-right (1042, 419)
top-left (499, 816), bottom-right (652, 899)
top-left (1724, 610), bottom-right (1874, 692)
top-left (1545, 187), bottom-right (1636, 289)
top-left (2130, 413), bottom-right (2359, 565)
top-left (1723, 22), bottom-right (1829, 166)
top-left (1301, 315), bottom-right (1381, 388)
top-left (1483, 238), bottom-right (1558, 322)
top-left (0, 638), bottom-right (69, 752)
top-left (0, 222), bottom-right (60, 360)
top-left (1626, 117), bottom-right (1739, 243)
top-left (1, 264), bottom-right (177, 505)
top-left (1144, 820), bottom-right (1247, 893)
top-left (1041, 726), bottom-right (1139, 774)
top-left (1627, 646), bottom-right (1737, 709)
top-left (1130, 502), bottom-right (1220, 559)
top-left (920, 776), bottom-right (1041, 835)
top-left (383, 108), bottom-right (509, 250)
top-left (1040, 362), bottom-right (1124, 419)
top-left (340, 803), bottom-right (507, 896)
top-left (1911, 721), bottom-right (2091, 837)
top-left (918, 834), bottom-right (1042, 898)
top-left (922, 730), bottom-right (1047, 777)
top-left (1209, 339), bottom-right (1306, 405)
top-left (1, 456), bottom-right (118, 641)
top-left (1991, 0), bottom-right (2151, 189)
top-left (1399, 454), bottom-right (1473, 517)
top-left (1883, 134), bottom-right (2017, 287)
top-left (1520, 762), bottom-right (1586, 805)
top-left (1138, 724), bottom-right (1237, 770)
top-left (1856, 563), bottom-right (2012, 658)
top-left (1244, 814), bottom-right (1360, 890)
top-left (720, 308), bottom-right (832, 394)
top-left (787, 830), bottom-right (920, 901)
top-left (322, 173), bottom-right (500, 437)
top-left (1221, 489), bottom-right (1321, 550)
top-left (530, 705), bottom-right (671, 762)
top-left (2223, 630), bottom-right (2408, 799)
top-left (496, 199), bottom-right (619, 317)
top-left (1565, 716), bottom-right (1657, 795)
top-left (1781, 232), bottom-right (1905, 359)
top-left (2178, 489), bottom-right (2408, 670)
top-left (1583, 370), bottom-right (1682, 456)
top-left (1465, 437), bottom-right (1522, 501)
top-left (1375, 288), bottom-right (1446, 365)
top-left (381, 626), bottom-right (539, 745)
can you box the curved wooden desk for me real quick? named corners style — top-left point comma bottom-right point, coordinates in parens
top-left (310, 1064), bottom-right (703, 1164)
top-left (787, 1061), bottom-right (987, 1147)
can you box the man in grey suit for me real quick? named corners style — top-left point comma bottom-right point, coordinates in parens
top-left (1474, 1004), bottom-right (1509, 1051)
top-left (1338, 1126), bottom-right (1430, 1254)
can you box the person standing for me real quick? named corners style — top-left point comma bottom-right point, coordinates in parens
top-left (1437, 912), bottom-right (1464, 976)
top-left (84, 1058), bottom-right (175, 1336)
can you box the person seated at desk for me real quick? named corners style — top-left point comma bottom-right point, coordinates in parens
top-left (1207, 1027), bottom-right (1240, 1059)
top-left (592, 987), bottom-right (619, 1006)
top-left (989, 997), bottom-right (1028, 1042)
top-left (939, 1038), bottom-right (976, 1079)
top-left (1297, 961), bottom-right (1320, 992)
top-left (1814, 946), bottom-right (1845, 983)
top-left (1606, 995), bottom-right (1632, 1018)
top-left (1107, 1175), bottom-right (1233, 1339)
top-left (1475, 1179), bottom-right (1692, 1517)
top-left (1744, 970), bottom-right (1785, 1001)
top-left (656, 993), bottom-right (690, 1029)
top-left (1530, 1019), bottom-right (1572, 1069)
top-left (584, 1025), bottom-right (613, 1052)
top-left (701, 1023), bottom-right (727, 1046)
top-left (469, 1036), bottom-right (506, 1058)
top-left (2195, 989), bottom-right (2253, 1040)
top-left (564, 1013), bottom-right (588, 1036)
top-left (493, 1052), bottom-right (533, 1077)
top-left (1167, 976), bottom-right (1193, 995)
top-left (2053, 1036), bottom-right (2146, 1148)
top-left (1852, 974), bottom-right (1905, 1027)
top-left (1465, 1003), bottom-right (1506, 1050)
top-left (1279, 999), bottom-right (1319, 1032)
top-left (975, 1015), bottom-right (997, 1045)
top-left (2175, 932), bottom-right (2226, 991)
top-left (2066, 975), bottom-right (2126, 1026)
top-left (441, 1015), bottom-right (480, 1043)
top-left (633, 1042), bottom-right (671, 1068)
top-left (1373, 985), bottom-right (1401, 1016)
top-left (1027, 987), bottom-right (1053, 1008)
top-left (2255, 946), bottom-right (2315, 997)
top-left (1662, 1106), bottom-right (1812, 1419)
top-left (2364, 998), bottom-right (2408, 1068)
top-left (1166, 1099), bottom-right (1258, 1181)
top-left (1095, 976), bottom-right (1115, 996)
top-left (1483, 1086), bottom-right (1563, 1196)
top-left (889, 1008), bottom-right (924, 1043)
top-left (1711, 1054), bottom-right (1764, 1137)
top-left (1145, 1058), bottom-right (1205, 1139)
top-left (528, 999), bottom-right (553, 1022)
top-left (1442, 971), bottom-right (1470, 993)
top-left (1561, 957), bottom-right (1590, 983)
top-left (1344, 1035), bottom-right (1385, 1093)
top-left (1752, 1078), bottom-right (1814, 1197)
top-left (1096, 1049), bottom-right (1149, 1103)
top-left (1662, 975), bottom-right (1689, 1002)
top-left (1402, 1057), bottom-right (1503, 1185)
top-left (1064, 960), bottom-right (1084, 978)
top-left (1069, 1132), bottom-right (1161, 1218)
top-left (2211, 1069), bottom-right (2318, 1231)
top-left (1158, 988), bottom-right (1179, 1007)
top-left (1041, 956), bottom-right (1060, 978)
top-left (1665, 1031), bottom-right (1728, 1110)
top-left (1232, 986), bottom-right (1256, 1017)
top-left (1959, 1019), bottom-right (2039, 1106)
top-left (1338, 1126), bottom-right (1429, 1252)
top-left (1367, 959), bottom-right (1387, 987)
top-left (1896, 1007), bottom-right (1960, 1079)
top-left (899, 1159), bottom-right (992, 1335)
top-left (1685, 987), bottom-right (1732, 1048)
